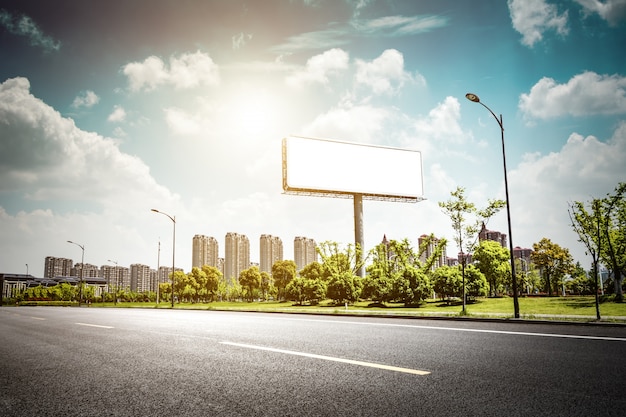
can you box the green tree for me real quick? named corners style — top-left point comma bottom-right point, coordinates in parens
top-left (439, 186), bottom-right (505, 311)
top-left (317, 241), bottom-right (366, 278)
top-left (474, 240), bottom-right (510, 297)
top-left (189, 267), bottom-right (208, 302)
top-left (259, 271), bottom-right (272, 301)
top-left (432, 265), bottom-right (462, 301)
top-left (272, 260), bottom-right (297, 301)
top-left (326, 271), bottom-right (362, 304)
top-left (464, 264), bottom-right (488, 300)
top-left (201, 265), bottom-right (222, 302)
top-left (239, 266), bottom-right (261, 302)
top-left (530, 238), bottom-right (574, 296)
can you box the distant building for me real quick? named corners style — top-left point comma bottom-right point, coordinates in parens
top-left (225, 232), bottom-right (250, 280)
top-left (294, 236), bottom-right (317, 270)
top-left (130, 264), bottom-right (152, 292)
top-left (478, 222), bottom-right (507, 248)
top-left (418, 234), bottom-right (447, 271)
top-left (71, 263), bottom-right (100, 278)
top-left (192, 234), bottom-right (219, 269)
top-left (513, 246), bottom-right (533, 272)
top-left (44, 256), bottom-right (73, 278)
top-left (260, 234), bottom-right (283, 273)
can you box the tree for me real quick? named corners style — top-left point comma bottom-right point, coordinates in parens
top-left (473, 240), bottom-right (510, 297)
top-left (259, 271), bottom-right (272, 301)
top-left (201, 265), bottom-right (222, 302)
top-left (272, 260), bottom-right (297, 301)
top-left (172, 270), bottom-right (187, 303)
top-left (439, 186), bottom-right (505, 311)
top-left (530, 238), bottom-right (574, 296)
top-left (326, 272), bottom-right (362, 304)
top-left (600, 183), bottom-right (626, 301)
top-left (432, 265), bottom-right (462, 301)
top-left (464, 264), bottom-right (488, 300)
top-left (286, 277), bottom-right (326, 305)
top-left (239, 266), bottom-right (261, 302)
top-left (317, 241), bottom-right (366, 278)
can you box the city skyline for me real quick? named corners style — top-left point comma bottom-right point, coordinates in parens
top-left (1, 1), bottom-right (625, 277)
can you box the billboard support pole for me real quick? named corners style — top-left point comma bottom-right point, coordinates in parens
top-left (353, 193), bottom-right (365, 277)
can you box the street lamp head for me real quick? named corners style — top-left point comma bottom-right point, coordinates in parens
top-left (151, 208), bottom-right (159, 213)
top-left (465, 93), bottom-right (480, 103)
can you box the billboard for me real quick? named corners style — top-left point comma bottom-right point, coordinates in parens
top-left (282, 135), bottom-right (423, 202)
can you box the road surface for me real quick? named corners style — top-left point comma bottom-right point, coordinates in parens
top-left (1, 307), bottom-right (625, 416)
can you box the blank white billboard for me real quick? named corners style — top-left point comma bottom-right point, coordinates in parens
top-left (282, 135), bottom-right (423, 201)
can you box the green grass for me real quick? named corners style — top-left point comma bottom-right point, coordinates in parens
top-left (11, 296), bottom-right (626, 323)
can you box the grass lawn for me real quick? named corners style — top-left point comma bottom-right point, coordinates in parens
top-left (15, 296), bottom-right (626, 322)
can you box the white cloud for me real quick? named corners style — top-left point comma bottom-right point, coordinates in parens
top-left (510, 122), bottom-right (626, 262)
top-left (107, 105), bottom-right (127, 123)
top-left (0, 77), bottom-right (174, 210)
top-left (575, 0), bottom-right (626, 26)
top-left (508, 0), bottom-right (569, 47)
top-left (0, 9), bottom-right (61, 52)
top-left (352, 14), bottom-right (449, 36)
top-left (520, 71), bottom-right (626, 120)
top-left (355, 49), bottom-right (425, 96)
top-left (71, 90), bottom-right (99, 109)
top-left (414, 96), bottom-right (465, 144)
top-left (232, 32), bottom-right (253, 50)
top-left (122, 51), bottom-right (220, 92)
top-left (285, 48), bottom-right (349, 88)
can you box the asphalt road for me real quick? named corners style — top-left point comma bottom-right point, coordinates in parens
top-left (1, 307), bottom-right (625, 417)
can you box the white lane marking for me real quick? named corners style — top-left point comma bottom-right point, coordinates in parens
top-left (221, 341), bottom-right (430, 376)
top-left (76, 322), bottom-right (114, 329)
top-left (269, 317), bottom-right (626, 342)
top-left (29, 316), bottom-right (46, 320)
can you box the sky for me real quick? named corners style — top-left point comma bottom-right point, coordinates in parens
top-left (1, 0), bottom-right (625, 277)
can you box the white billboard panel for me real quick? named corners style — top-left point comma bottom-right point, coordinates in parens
top-left (282, 136), bottom-right (423, 201)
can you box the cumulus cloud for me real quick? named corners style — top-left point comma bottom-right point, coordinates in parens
top-left (519, 71), bottom-right (626, 120)
top-left (508, 0), bottom-right (569, 47)
top-left (0, 9), bottom-right (61, 52)
top-left (510, 123), bottom-right (626, 259)
top-left (122, 51), bottom-right (220, 92)
top-left (355, 49), bottom-right (425, 95)
top-left (575, 0), bottom-right (626, 26)
top-left (107, 105), bottom-right (126, 123)
top-left (0, 77), bottom-right (173, 210)
top-left (232, 32), bottom-right (253, 50)
top-left (285, 48), bottom-right (349, 88)
top-left (71, 90), bottom-right (99, 109)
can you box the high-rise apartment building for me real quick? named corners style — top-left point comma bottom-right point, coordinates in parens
top-left (418, 235), bottom-right (447, 271)
top-left (192, 234), bottom-right (219, 268)
top-left (71, 263), bottom-right (100, 278)
top-left (224, 232), bottom-right (250, 281)
top-left (130, 264), bottom-right (152, 292)
top-left (478, 222), bottom-right (507, 248)
top-left (44, 256), bottom-right (73, 278)
top-left (294, 236), bottom-right (317, 270)
top-left (260, 234), bottom-right (283, 273)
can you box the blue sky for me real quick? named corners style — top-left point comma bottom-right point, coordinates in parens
top-left (1, 0), bottom-right (625, 277)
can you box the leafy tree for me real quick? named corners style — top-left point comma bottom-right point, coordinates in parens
top-left (530, 238), bottom-right (574, 296)
top-left (363, 240), bottom-right (398, 304)
top-left (396, 266), bottom-right (431, 306)
top-left (317, 241), bottom-right (366, 278)
top-left (201, 265), bottom-right (222, 302)
top-left (326, 272), bottom-right (362, 304)
top-left (464, 264), bottom-right (488, 300)
top-left (299, 262), bottom-right (325, 282)
top-left (172, 270), bottom-right (187, 303)
top-left (474, 240), bottom-right (510, 297)
top-left (239, 266), bottom-right (261, 302)
top-left (188, 267), bottom-right (208, 302)
top-left (259, 271), bottom-right (272, 301)
top-left (286, 277), bottom-right (326, 305)
top-left (432, 265), bottom-right (462, 301)
top-left (272, 260), bottom-right (297, 301)
top-left (439, 186), bottom-right (505, 311)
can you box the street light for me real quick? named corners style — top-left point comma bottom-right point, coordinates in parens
top-left (151, 209), bottom-right (176, 308)
top-left (465, 92), bottom-right (520, 319)
top-left (107, 259), bottom-right (119, 305)
top-left (67, 240), bottom-right (85, 306)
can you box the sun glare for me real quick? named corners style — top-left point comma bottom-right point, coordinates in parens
top-left (226, 87), bottom-right (280, 135)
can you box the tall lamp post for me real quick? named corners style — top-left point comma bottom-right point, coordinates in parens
top-left (465, 93), bottom-right (520, 319)
top-left (67, 240), bottom-right (85, 306)
top-left (151, 209), bottom-right (176, 308)
top-left (107, 259), bottom-right (119, 305)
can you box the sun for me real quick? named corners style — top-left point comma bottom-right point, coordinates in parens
top-left (226, 86), bottom-right (280, 136)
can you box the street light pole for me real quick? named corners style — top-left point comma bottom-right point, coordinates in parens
top-left (151, 209), bottom-right (176, 308)
top-left (465, 93), bottom-right (520, 319)
top-left (67, 240), bottom-right (85, 307)
top-left (107, 259), bottom-right (118, 305)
